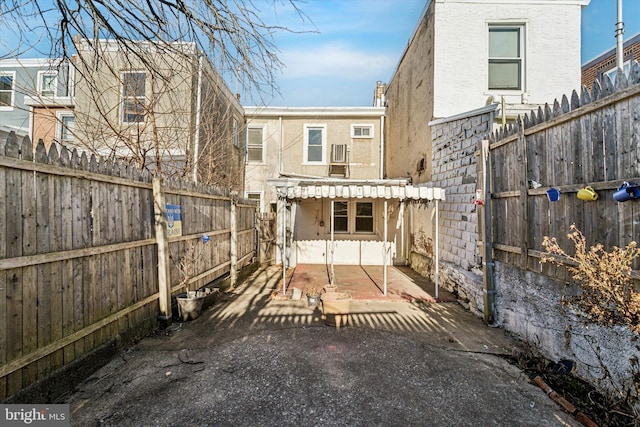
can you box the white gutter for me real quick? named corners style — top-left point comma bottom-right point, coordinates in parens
top-left (192, 55), bottom-right (203, 183)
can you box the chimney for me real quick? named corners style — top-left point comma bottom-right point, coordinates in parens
top-left (374, 81), bottom-right (387, 107)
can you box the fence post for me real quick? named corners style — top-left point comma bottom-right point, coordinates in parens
top-left (152, 178), bottom-right (172, 326)
top-left (481, 139), bottom-right (496, 325)
top-left (517, 119), bottom-right (529, 270)
top-left (230, 192), bottom-right (238, 286)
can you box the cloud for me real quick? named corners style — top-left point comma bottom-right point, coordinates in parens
top-left (279, 42), bottom-right (395, 80)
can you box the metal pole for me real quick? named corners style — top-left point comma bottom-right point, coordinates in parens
top-left (330, 200), bottom-right (335, 285)
top-left (616, 0), bottom-right (624, 71)
top-left (383, 199), bottom-right (388, 296)
top-left (482, 139), bottom-right (496, 325)
top-left (434, 198), bottom-right (439, 300)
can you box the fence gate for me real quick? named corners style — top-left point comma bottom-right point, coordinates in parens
top-left (258, 212), bottom-right (276, 264)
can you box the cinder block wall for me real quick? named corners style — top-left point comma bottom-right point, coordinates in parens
top-left (410, 108), bottom-right (494, 314)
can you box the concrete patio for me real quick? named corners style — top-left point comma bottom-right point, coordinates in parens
top-left (284, 264), bottom-right (457, 303)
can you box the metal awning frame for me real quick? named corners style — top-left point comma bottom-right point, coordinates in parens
top-left (270, 178), bottom-right (445, 299)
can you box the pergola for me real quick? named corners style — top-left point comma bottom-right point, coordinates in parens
top-left (269, 178), bottom-right (446, 298)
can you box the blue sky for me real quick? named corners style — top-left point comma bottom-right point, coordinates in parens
top-left (1, 0), bottom-right (638, 107)
top-left (257, 0), bottom-right (640, 107)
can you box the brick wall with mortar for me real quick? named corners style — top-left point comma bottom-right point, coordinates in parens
top-left (581, 35), bottom-right (640, 88)
top-left (410, 107), bottom-right (495, 315)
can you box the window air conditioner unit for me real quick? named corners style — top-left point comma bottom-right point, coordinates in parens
top-left (331, 144), bottom-right (348, 163)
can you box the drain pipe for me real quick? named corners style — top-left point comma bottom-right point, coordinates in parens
top-left (616, 0), bottom-right (624, 71)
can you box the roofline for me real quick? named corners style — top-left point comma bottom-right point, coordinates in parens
top-left (243, 106), bottom-right (386, 117)
top-left (0, 58), bottom-right (63, 68)
top-left (582, 31), bottom-right (640, 69)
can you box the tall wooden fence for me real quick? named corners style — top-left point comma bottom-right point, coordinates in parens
top-left (0, 133), bottom-right (257, 400)
top-left (488, 63), bottom-right (640, 280)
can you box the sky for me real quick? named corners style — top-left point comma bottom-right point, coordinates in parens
top-left (256, 0), bottom-right (640, 107)
top-left (1, 0), bottom-right (639, 107)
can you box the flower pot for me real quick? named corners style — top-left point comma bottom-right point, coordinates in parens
top-left (176, 291), bottom-right (206, 321)
top-left (307, 294), bottom-right (320, 307)
top-left (324, 284), bottom-right (338, 293)
top-left (321, 292), bottom-right (352, 328)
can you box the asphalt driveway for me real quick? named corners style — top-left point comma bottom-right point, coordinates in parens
top-left (64, 266), bottom-right (580, 427)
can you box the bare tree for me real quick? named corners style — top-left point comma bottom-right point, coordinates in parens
top-left (1, 1), bottom-right (312, 187)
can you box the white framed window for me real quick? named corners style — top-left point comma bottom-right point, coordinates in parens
top-left (351, 124), bottom-right (373, 138)
top-left (333, 201), bottom-right (348, 233)
top-left (56, 112), bottom-right (75, 142)
top-left (246, 192), bottom-right (262, 212)
top-left (488, 25), bottom-right (524, 91)
top-left (121, 71), bottom-right (146, 123)
top-left (603, 60), bottom-right (632, 85)
top-left (331, 201), bottom-right (375, 234)
top-left (355, 202), bottom-right (374, 233)
top-left (246, 126), bottom-right (265, 163)
top-left (38, 71), bottom-right (57, 97)
top-left (303, 124), bottom-right (327, 164)
top-left (0, 71), bottom-right (15, 110)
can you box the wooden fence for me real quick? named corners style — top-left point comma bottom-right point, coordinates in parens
top-left (0, 133), bottom-right (257, 400)
top-left (487, 63), bottom-right (640, 280)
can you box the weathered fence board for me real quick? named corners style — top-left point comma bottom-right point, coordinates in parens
top-left (490, 62), bottom-right (640, 287)
top-left (0, 133), bottom-right (257, 400)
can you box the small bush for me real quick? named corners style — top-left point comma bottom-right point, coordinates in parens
top-left (541, 225), bottom-right (640, 333)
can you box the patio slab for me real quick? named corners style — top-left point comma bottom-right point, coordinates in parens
top-left (285, 264), bottom-right (457, 303)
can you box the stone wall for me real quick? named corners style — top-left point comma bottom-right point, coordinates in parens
top-left (410, 106), bottom-right (495, 316)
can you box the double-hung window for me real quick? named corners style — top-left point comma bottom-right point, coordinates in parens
top-left (333, 201), bottom-right (348, 233)
top-left (0, 71), bottom-right (15, 109)
top-left (38, 71), bottom-right (57, 97)
top-left (304, 124), bottom-right (326, 164)
top-left (246, 126), bottom-right (264, 163)
top-left (121, 71), bottom-right (146, 123)
top-left (355, 202), bottom-right (374, 233)
top-left (488, 25), bottom-right (524, 91)
top-left (56, 112), bottom-right (75, 142)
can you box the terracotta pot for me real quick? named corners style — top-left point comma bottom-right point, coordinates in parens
top-left (321, 292), bottom-right (352, 328)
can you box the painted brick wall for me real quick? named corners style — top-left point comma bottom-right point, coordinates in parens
top-left (410, 107), bottom-right (494, 314)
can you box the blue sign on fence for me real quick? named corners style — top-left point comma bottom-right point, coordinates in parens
top-left (165, 204), bottom-right (182, 237)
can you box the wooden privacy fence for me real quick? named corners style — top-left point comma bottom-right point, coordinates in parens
top-left (486, 63), bottom-right (640, 280)
top-left (0, 132), bottom-right (257, 400)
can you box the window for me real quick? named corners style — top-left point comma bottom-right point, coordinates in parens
top-left (246, 192), bottom-right (262, 211)
top-left (0, 71), bottom-right (15, 109)
top-left (604, 60), bottom-right (631, 85)
top-left (233, 118), bottom-right (239, 147)
top-left (304, 124), bottom-right (326, 164)
top-left (121, 71), bottom-right (146, 123)
top-left (488, 26), bottom-right (523, 90)
top-left (246, 126), bottom-right (264, 163)
top-left (333, 201), bottom-right (348, 233)
top-left (355, 202), bottom-right (373, 233)
top-left (56, 112), bottom-right (75, 142)
top-left (351, 125), bottom-right (373, 138)
top-left (38, 72), bottom-right (57, 97)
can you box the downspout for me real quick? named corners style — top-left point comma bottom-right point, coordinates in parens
top-left (278, 116), bottom-right (283, 175)
top-left (379, 115), bottom-right (385, 179)
top-left (192, 55), bottom-right (203, 183)
top-left (482, 139), bottom-right (496, 324)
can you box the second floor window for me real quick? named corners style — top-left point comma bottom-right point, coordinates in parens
top-left (0, 72), bottom-right (15, 109)
top-left (121, 71), bottom-right (146, 123)
top-left (246, 127), bottom-right (264, 163)
top-left (39, 72), bottom-right (57, 97)
top-left (352, 125), bottom-right (373, 138)
top-left (488, 26), bottom-right (523, 91)
top-left (304, 124), bottom-right (326, 164)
